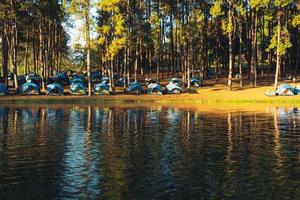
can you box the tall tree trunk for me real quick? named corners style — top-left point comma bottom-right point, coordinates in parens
top-left (275, 12), bottom-right (281, 90)
top-left (294, 28), bottom-right (300, 79)
top-left (239, 23), bottom-right (243, 88)
top-left (228, 1), bottom-right (233, 91)
top-left (250, 11), bottom-right (258, 87)
top-left (24, 26), bottom-right (29, 74)
top-left (11, 0), bottom-right (18, 89)
top-left (85, 2), bottom-right (92, 96)
top-left (39, 16), bottom-right (46, 90)
top-left (1, 27), bottom-right (9, 85)
top-left (134, 38), bottom-right (138, 82)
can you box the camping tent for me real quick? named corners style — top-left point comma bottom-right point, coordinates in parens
top-left (46, 76), bottom-right (57, 85)
top-left (91, 71), bottom-right (101, 81)
top-left (46, 83), bottom-right (64, 95)
top-left (266, 84), bottom-right (300, 96)
top-left (127, 82), bottom-right (143, 93)
top-left (170, 77), bottom-right (182, 87)
top-left (26, 73), bottom-right (42, 88)
top-left (18, 76), bottom-right (26, 86)
top-left (166, 81), bottom-right (182, 94)
top-left (94, 82), bottom-right (110, 95)
top-left (147, 83), bottom-right (163, 94)
top-left (190, 77), bottom-right (201, 87)
top-left (101, 77), bottom-right (110, 84)
top-left (19, 82), bottom-right (40, 95)
top-left (57, 73), bottom-right (70, 86)
top-left (0, 83), bottom-right (8, 96)
top-left (70, 82), bottom-right (87, 95)
top-left (71, 75), bottom-right (85, 84)
top-left (116, 77), bottom-right (127, 87)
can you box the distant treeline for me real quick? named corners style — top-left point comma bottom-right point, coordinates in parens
top-left (1, 0), bottom-right (300, 94)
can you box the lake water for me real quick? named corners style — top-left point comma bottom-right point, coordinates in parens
top-left (0, 105), bottom-right (299, 199)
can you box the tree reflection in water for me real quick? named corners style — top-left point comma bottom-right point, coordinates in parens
top-left (0, 105), bottom-right (299, 199)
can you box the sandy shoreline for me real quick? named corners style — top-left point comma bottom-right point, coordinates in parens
top-left (2, 85), bottom-right (300, 106)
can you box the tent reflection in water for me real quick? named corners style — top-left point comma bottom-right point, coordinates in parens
top-left (19, 82), bottom-right (40, 95)
top-left (46, 83), bottom-right (64, 96)
top-left (266, 84), bottom-right (300, 96)
top-left (0, 83), bottom-right (8, 96)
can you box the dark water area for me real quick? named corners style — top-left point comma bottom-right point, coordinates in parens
top-left (0, 105), bottom-right (299, 200)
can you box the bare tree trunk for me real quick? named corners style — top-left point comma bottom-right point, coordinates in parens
top-left (134, 38), bottom-right (138, 82)
top-left (1, 27), bottom-right (9, 85)
top-left (239, 23), bottom-right (243, 88)
top-left (85, 3), bottom-right (92, 96)
top-left (228, 0), bottom-right (233, 91)
top-left (250, 11), bottom-right (258, 87)
top-left (275, 13), bottom-right (281, 90)
top-left (10, 0), bottom-right (18, 89)
top-left (24, 26), bottom-right (29, 74)
top-left (294, 28), bottom-right (300, 79)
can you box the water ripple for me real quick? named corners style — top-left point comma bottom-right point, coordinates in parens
top-left (0, 106), bottom-right (299, 199)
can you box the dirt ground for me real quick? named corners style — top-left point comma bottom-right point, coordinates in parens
top-left (2, 76), bottom-right (300, 106)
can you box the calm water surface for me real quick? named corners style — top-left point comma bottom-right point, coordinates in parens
top-left (0, 105), bottom-right (299, 199)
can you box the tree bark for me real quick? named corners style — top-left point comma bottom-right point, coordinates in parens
top-left (250, 11), bottom-right (258, 87)
top-left (275, 12), bottom-right (281, 90)
top-left (85, 1), bottom-right (92, 96)
top-left (1, 27), bottom-right (9, 85)
top-left (239, 23), bottom-right (243, 88)
top-left (10, 0), bottom-right (18, 89)
top-left (228, 0), bottom-right (233, 91)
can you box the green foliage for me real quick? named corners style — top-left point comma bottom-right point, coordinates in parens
top-left (70, 0), bottom-right (95, 42)
top-left (274, 0), bottom-right (293, 7)
top-left (292, 15), bottom-right (300, 27)
top-left (267, 26), bottom-right (292, 55)
top-left (210, 0), bottom-right (223, 17)
top-left (250, 0), bottom-right (270, 10)
top-left (96, 0), bottom-right (126, 61)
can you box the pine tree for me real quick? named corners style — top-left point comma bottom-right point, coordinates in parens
top-left (70, 0), bottom-right (94, 96)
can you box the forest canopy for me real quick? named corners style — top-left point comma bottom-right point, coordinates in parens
top-left (1, 0), bottom-right (300, 92)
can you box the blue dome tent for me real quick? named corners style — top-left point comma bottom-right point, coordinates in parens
top-left (116, 77), bottom-right (127, 87)
top-left (170, 77), bottom-right (182, 87)
top-left (71, 75), bottom-right (85, 84)
top-left (166, 78), bottom-right (182, 94)
top-left (94, 82), bottom-right (110, 95)
top-left (145, 79), bottom-right (163, 94)
top-left (101, 77), bottom-right (110, 84)
top-left (91, 71), bottom-right (101, 81)
top-left (0, 83), bottom-right (8, 96)
top-left (190, 77), bottom-right (201, 87)
top-left (127, 82), bottom-right (143, 94)
top-left (147, 83), bottom-right (163, 94)
top-left (17, 76), bottom-right (26, 86)
top-left (46, 76), bottom-right (57, 85)
top-left (46, 83), bottom-right (64, 96)
top-left (19, 82), bottom-right (40, 95)
top-left (56, 73), bottom-right (70, 86)
top-left (266, 84), bottom-right (300, 96)
top-left (26, 73), bottom-right (42, 89)
top-left (70, 82), bottom-right (87, 95)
